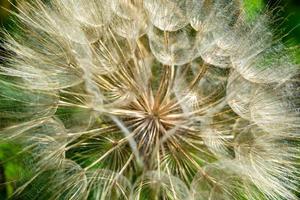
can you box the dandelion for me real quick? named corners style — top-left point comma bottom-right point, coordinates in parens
top-left (0, 0), bottom-right (299, 199)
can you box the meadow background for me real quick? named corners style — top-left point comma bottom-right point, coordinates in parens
top-left (0, 0), bottom-right (299, 199)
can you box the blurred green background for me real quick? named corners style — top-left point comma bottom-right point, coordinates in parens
top-left (0, 0), bottom-right (299, 199)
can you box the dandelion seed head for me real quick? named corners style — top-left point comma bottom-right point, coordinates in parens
top-left (0, 0), bottom-right (300, 199)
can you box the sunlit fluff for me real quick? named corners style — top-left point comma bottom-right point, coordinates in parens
top-left (0, 0), bottom-right (299, 199)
